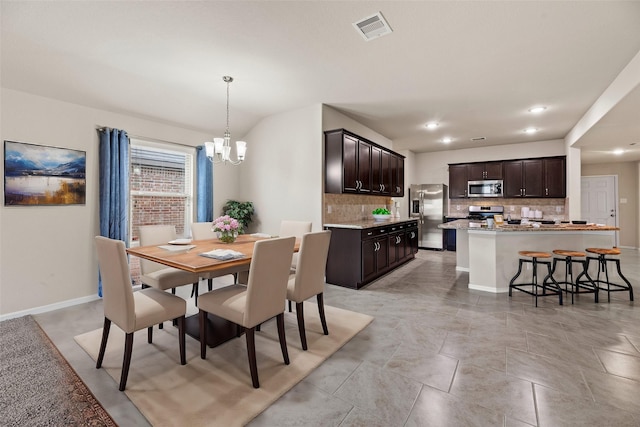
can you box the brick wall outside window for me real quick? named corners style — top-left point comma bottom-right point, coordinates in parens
top-left (129, 160), bottom-right (191, 285)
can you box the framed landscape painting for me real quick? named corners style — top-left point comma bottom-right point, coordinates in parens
top-left (4, 140), bottom-right (86, 206)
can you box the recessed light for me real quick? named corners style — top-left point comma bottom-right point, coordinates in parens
top-left (613, 149), bottom-right (624, 155)
top-left (528, 106), bottom-right (547, 114)
top-left (442, 137), bottom-right (452, 143)
top-left (524, 127), bottom-right (538, 134)
top-left (425, 122), bottom-right (439, 130)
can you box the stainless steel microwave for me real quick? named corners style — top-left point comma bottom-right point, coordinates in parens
top-left (468, 180), bottom-right (503, 198)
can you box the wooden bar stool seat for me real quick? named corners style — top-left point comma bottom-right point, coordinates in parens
top-left (549, 249), bottom-right (598, 304)
top-left (583, 247), bottom-right (634, 302)
top-left (509, 251), bottom-right (562, 307)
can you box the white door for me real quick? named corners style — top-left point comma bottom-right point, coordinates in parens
top-left (581, 175), bottom-right (618, 245)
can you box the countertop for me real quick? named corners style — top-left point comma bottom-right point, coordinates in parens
top-left (324, 218), bottom-right (418, 230)
top-left (438, 219), bottom-right (618, 232)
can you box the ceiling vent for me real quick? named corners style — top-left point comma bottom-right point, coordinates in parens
top-left (471, 137), bottom-right (486, 142)
top-left (353, 12), bottom-right (393, 41)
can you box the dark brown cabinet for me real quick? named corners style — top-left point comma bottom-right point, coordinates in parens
top-left (468, 162), bottom-right (503, 180)
top-left (450, 156), bottom-right (565, 199)
top-left (543, 157), bottom-right (566, 198)
top-left (325, 220), bottom-right (418, 289)
top-left (448, 164), bottom-right (469, 198)
top-left (325, 129), bottom-right (405, 197)
top-left (503, 159), bottom-right (544, 197)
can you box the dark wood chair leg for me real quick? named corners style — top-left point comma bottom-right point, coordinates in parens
top-left (119, 332), bottom-right (134, 391)
top-left (277, 313), bottom-right (290, 365)
top-left (208, 278), bottom-right (213, 292)
top-left (159, 322), bottom-right (164, 330)
top-left (288, 300), bottom-right (292, 312)
top-left (245, 327), bottom-right (259, 388)
top-left (171, 288), bottom-right (176, 294)
top-left (96, 318), bottom-right (111, 369)
top-left (317, 293), bottom-right (329, 336)
top-left (147, 326), bottom-right (153, 344)
top-left (295, 302), bottom-right (307, 351)
top-left (192, 282), bottom-right (199, 306)
top-left (199, 310), bottom-right (207, 359)
top-left (256, 323), bottom-right (261, 332)
top-left (177, 316), bottom-right (186, 365)
top-left (236, 324), bottom-right (244, 338)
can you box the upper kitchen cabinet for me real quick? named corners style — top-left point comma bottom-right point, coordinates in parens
top-left (503, 159), bottom-right (544, 198)
top-left (448, 164), bottom-right (469, 198)
top-left (543, 156), bottom-right (566, 198)
top-left (325, 129), bottom-right (404, 196)
top-left (467, 162), bottom-right (503, 180)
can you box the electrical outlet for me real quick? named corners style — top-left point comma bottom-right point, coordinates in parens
top-left (456, 205), bottom-right (461, 211)
top-left (327, 205), bottom-right (332, 213)
top-left (510, 206), bottom-right (515, 211)
top-left (556, 206), bottom-right (562, 213)
top-left (526, 263), bottom-right (531, 270)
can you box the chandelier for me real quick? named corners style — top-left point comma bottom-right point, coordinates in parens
top-left (204, 76), bottom-right (247, 165)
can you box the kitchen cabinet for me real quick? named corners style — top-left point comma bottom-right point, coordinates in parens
top-left (325, 129), bottom-right (405, 196)
top-left (324, 220), bottom-right (418, 289)
top-left (468, 162), bottom-right (503, 180)
top-left (448, 164), bottom-right (469, 198)
top-left (503, 159), bottom-right (544, 197)
top-left (543, 157), bottom-right (566, 197)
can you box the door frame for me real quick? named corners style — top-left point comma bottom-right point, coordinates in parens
top-left (581, 174), bottom-right (619, 246)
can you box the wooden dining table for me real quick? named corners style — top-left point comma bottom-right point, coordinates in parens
top-left (127, 234), bottom-right (300, 347)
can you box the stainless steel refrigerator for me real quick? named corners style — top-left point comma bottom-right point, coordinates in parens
top-left (409, 184), bottom-right (448, 250)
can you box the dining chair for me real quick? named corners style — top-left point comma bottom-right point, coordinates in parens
top-left (287, 230), bottom-right (332, 350)
top-left (280, 219), bottom-right (312, 273)
top-left (190, 222), bottom-right (247, 290)
top-left (94, 236), bottom-right (186, 391)
top-left (138, 225), bottom-right (200, 308)
top-left (279, 220), bottom-right (312, 311)
top-left (197, 236), bottom-right (295, 388)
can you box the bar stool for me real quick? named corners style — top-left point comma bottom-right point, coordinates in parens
top-left (583, 247), bottom-right (634, 302)
top-left (548, 249), bottom-right (598, 304)
top-left (509, 251), bottom-right (562, 307)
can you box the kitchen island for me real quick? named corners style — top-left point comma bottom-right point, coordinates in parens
top-left (324, 218), bottom-right (418, 289)
top-left (439, 220), bottom-right (617, 293)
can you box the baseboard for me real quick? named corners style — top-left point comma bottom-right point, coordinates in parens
top-left (618, 246), bottom-right (638, 250)
top-left (0, 293), bottom-right (100, 322)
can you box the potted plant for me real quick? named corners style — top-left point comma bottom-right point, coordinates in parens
top-left (221, 200), bottom-right (254, 233)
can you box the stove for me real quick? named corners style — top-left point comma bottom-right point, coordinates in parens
top-left (466, 205), bottom-right (504, 220)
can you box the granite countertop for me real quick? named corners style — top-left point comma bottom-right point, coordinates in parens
top-left (324, 217), bottom-right (418, 230)
top-left (438, 219), bottom-right (618, 232)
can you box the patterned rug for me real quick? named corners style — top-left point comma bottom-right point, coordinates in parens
top-left (0, 316), bottom-right (116, 426)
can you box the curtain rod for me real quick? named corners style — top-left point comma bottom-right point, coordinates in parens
top-left (96, 126), bottom-right (204, 149)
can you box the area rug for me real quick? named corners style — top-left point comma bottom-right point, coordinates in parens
top-left (0, 315), bottom-right (116, 427)
top-left (75, 302), bottom-right (373, 427)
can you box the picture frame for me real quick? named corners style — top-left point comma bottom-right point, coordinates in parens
top-left (4, 140), bottom-right (86, 206)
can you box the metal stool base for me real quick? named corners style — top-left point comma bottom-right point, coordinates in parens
top-left (509, 257), bottom-right (563, 307)
top-left (583, 255), bottom-right (634, 302)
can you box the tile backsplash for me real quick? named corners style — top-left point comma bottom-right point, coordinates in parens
top-left (324, 193), bottom-right (393, 223)
top-left (448, 198), bottom-right (568, 220)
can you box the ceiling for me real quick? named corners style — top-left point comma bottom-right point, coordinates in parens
top-left (2, 1), bottom-right (640, 164)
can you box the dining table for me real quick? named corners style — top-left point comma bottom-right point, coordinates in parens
top-left (127, 234), bottom-right (300, 347)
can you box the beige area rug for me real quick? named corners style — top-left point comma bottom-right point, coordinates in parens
top-left (75, 303), bottom-right (373, 427)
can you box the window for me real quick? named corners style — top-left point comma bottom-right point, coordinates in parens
top-left (128, 139), bottom-right (195, 283)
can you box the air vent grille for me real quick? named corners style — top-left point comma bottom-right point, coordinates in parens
top-left (353, 12), bottom-right (392, 41)
top-left (471, 137), bottom-right (486, 141)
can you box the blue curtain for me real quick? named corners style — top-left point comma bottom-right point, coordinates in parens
top-left (98, 128), bottom-right (130, 296)
top-left (196, 146), bottom-right (213, 222)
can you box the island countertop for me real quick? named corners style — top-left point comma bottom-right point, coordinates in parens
top-left (324, 218), bottom-right (417, 230)
top-left (438, 219), bottom-right (618, 232)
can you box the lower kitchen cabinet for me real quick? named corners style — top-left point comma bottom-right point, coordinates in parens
top-left (325, 220), bottom-right (418, 289)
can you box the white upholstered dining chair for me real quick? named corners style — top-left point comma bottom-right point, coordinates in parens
top-left (190, 222), bottom-right (247, 290)
top-left (138, 225), bottom-right (200, 308)
top-left (287, 230), bottom-right (332, 350)
top-left (279, 220), bottom-right (312, 273)
top-left (94, 236), bottom-right (187, 391)
top-left (197, 236), bottom-right (296, 388)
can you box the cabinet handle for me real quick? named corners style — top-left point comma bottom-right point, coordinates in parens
top-left (523, 188), bottom-right (526, 196)
top-left (545, 188), bottom-right (549, 196)
top-left (367, 232), bottom-right (373, 236)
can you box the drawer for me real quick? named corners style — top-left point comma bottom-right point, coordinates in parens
top-left (361, 227), bottom-right (388, 239)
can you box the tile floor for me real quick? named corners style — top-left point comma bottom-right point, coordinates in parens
top-left (35, 248), bottom-right (640, 426)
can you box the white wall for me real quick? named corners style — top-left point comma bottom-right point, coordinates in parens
top-left (238, 104), bottom-right (323, 235)
top-left (0, 89), bottom-right (239, 316)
